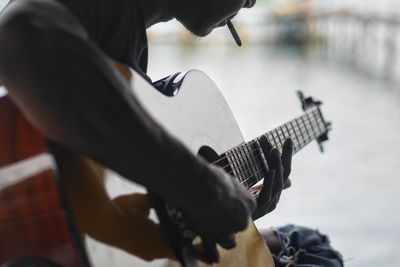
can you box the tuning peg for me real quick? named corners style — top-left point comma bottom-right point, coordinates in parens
top-left (297, 90), bottom-right (323, 111)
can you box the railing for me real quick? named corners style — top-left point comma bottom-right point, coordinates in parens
top-left (271, 10), bottom-right (400, 81)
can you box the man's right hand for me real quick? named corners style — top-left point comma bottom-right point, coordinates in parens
top-left (180, 165), bottom-right (256, 263)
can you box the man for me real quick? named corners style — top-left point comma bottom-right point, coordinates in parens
top-left (0, 0), bottom-right (292, 262)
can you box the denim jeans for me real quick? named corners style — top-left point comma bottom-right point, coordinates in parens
top-left (272, 225), bottom-right (344, 267)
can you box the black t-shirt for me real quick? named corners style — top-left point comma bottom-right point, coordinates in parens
top-left (57, 0), bottom-right (149, 79)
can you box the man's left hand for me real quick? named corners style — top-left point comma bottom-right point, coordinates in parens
top-left (250, 136), bottom-right (293, 220)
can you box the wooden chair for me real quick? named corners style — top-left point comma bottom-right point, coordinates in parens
top-left (0, 93), bottom-right (88, 266)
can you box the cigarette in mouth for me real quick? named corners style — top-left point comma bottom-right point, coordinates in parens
top-left (227, 20), bottom-right (242, 47)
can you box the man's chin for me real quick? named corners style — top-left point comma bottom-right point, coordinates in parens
top-left (186, 26), bottom-right (213, 37)
top-left (191, 28), bottom-right (212, 37)
top-left (179, 20), bottom-right (214, 37)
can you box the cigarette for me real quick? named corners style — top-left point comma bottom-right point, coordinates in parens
top-left (227, 20), bottom-right (242, 47)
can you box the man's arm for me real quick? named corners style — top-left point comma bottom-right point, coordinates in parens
top-left (0, 0), bottom-right (255, 256)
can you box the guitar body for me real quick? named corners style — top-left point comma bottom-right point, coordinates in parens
top-left (166, 220), bottom-right (274, 267)
top-left (0, 68), bottom-right (274, 267)
top-left (1, 64), bottom-right (329, 266)
top-left (105, 69), bottom-right (274, 267)
top-left (132, 69), bottom-right (245, 156)
top-left (81, 68), bottom-right (275, 267)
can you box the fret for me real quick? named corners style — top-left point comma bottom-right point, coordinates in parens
top-left (222, 105), bottom-right (329, 193)
top-left (310, 112), bottom-right (319, 137)
top-left (281, 125), bottom-right (286, 139)
top-left (286, 122), bottom-right (292, 135)
top-left (254, 138), bottom-right (269, 173)
top-left (250, 143), bottom-right (263, 182)
top-left (308, 112), bottom-right (319, 139)
top-left (274, 128), bottom-right (279, 147)
top-left (239, 145), bottom-right (252, 187)
top-left (313, 109), bottom-right (325, 135)
top-left (253, 141), bottom-right (268, 186)
top-left (300, 116), bottom-right (309, 142)
top-left (288, 122), bottom-right (296, 141)
top-left (254, 144), bottom-right (266, 183)
top-left (298, 117), bottom-right (307, 150)
top-left (290, 120), bottom-right (301, 153)
top-left (305, 123), bottom-right (314, 145)
top-left (313, 110), bottom-right (323, 134)
top-left (301, 117), bottom-right (311, 147)
top-left (258, 112), bottom-right (317, 156)
top-left (240, 145), bottom-right (254, 188)
top-left (275, 128), bottom-right (283, 148)
top-left (245, 143), bottom-right (261, 187)
top-left (284, 123), bottom-right (291, 139)
top-left (304, 113), bottom-right (315, 140)
top-left (226, 140), bottom-right (267, 189)
top-left (227, 141), bottom-right (266, 189)
top-left (242, 149), bottom-right (253, 188)
top-left (285, 122), bottom-right (292, 144)
top-left (240, 146), bottom-right (252, 188)
top-left (283, 124), bottom-right (289, 138)
top-left (267, 132), bottom-right (274, 144)
top-left (306, 113), bottom-right (317, 143)
top-left (271, 129), bottom-right (279, 148)
top-left (309, 110), bottom-right (318, 134)
top-left (295, 117), bottom-right (306, 148)
top-left (300, 115), bottom-right (312, 145)
top-left (226, 151), bottom-right (240, 182)
top-left (279, 126), bottom-right (286, 145)
top-left (230, 149), bottom-right (245, 184)
top-left (256, 144), bottom-right (267, 178)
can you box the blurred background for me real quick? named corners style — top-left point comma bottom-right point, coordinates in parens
top-left (146, 0), bottom-right (400, 266)
top-left (0, 0), bottom-right (399, 266)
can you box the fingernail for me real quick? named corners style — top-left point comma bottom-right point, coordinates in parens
top-left (270, 148), bottom-right (280, 157)
top-left (285, 138), bottom-right (293, 146)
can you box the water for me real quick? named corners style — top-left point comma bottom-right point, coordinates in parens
top-left (147, 43), bottom-right (400, 267)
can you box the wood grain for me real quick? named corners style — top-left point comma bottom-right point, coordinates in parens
top-left (0, 95), bottom-right (85, 266)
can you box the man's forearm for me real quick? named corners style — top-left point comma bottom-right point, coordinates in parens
top-left (0, 12), bottom-right (211, 207)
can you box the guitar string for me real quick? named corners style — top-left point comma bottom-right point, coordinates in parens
top-left (202, 109), bottom-right (324, 190)
top-left (208, 115), bottom-right (320, 191)
top-left (226, 142), bottom-right (296, 188)
top-left (232, 154), bottom-right (265, 188)
top-left (235, 127), bottom-right (321, 188)
top-left (212, 122), bottom-right (319, 171)
top-left (222, 144), bottom-right (266, 182)
top-left (234, 153), bottom-right (273, 189)
top-left (216, 119), bottom-right (323, 181)
top-left (219, 126), bottom-right (316, 176)
top-left (209, 110), bottom-right (323, 168)
top-left (231, 112), bottom-right (326, 168)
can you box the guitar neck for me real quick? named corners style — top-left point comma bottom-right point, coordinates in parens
top-left (221, 107), bottom-right (328, 190)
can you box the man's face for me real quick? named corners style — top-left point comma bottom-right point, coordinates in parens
top-left (175, 0), bottom-right (256, 37)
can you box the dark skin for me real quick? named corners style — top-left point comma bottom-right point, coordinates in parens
top-left (138, 0), bottom-right (293, 220)
top-left (139, 0), bottom-right (256, 35)
top-left (252, 137), bottom-right (293, 220)
top-left (0, 0), bottom-right (291, 261)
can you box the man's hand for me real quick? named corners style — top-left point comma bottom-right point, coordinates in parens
top-left (180, 164), bottom-right (256, 263)
top-left (250, 136), bottom-right (293, 220)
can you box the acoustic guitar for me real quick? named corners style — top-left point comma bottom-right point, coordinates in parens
top-left (0, 63), bottom-right (331, 267)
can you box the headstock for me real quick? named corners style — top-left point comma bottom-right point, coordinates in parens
top-left (297, 91), bottom-right (332, 153)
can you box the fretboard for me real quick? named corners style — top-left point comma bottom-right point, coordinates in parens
top-left (220, 107), bottom-right (328, 190)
